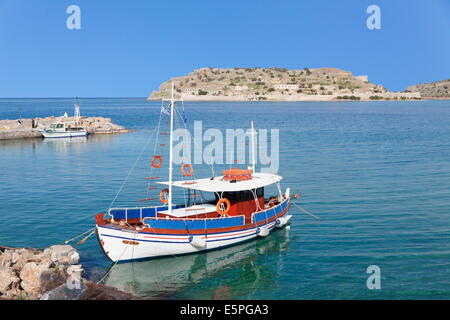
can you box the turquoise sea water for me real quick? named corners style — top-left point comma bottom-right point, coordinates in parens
top-left (1, 98), bottom-right (450, 299)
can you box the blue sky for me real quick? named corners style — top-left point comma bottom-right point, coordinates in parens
top-left (1, 0), bottom-right (449, 97)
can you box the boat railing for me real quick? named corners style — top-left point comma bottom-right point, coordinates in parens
top-left (251, 197), bottom-right (289, 224)
top-left (142, 214), bottom-right (246, 230)
top-left (108, 205), bottom-right (183, 222)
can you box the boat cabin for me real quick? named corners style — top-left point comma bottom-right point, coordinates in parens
top-left (155, 170), bottom-right (283, 223)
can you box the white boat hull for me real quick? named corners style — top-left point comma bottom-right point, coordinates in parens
top-left (39, 130), bottom-right (87, 138)
top-left (97, 214), bottom-right (290, 262)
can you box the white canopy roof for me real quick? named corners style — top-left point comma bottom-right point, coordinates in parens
top-left (156, 172), bottom-right (282, 193)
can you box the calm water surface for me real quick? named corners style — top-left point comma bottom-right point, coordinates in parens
top-left (1, 98), bottom-right (449, 299)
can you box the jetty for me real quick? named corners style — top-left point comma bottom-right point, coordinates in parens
top-left (0, 116), bottom-right (130, 140)
top-left (0, 244), bottom-right (135, 300)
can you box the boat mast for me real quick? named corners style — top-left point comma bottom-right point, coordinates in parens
top-left (168, 83), bottom-right (175, 214)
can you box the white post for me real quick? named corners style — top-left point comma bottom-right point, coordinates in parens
top-left (168, 83), bottom-right (175, 214)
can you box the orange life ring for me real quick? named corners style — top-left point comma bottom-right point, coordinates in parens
top-left (181, 163), bottom-right (193, 177)
top-left (151, 155), bottom-right (162, 168)
top-left (159, 189), bottom-right (169, 204)
top-left (216, 198), bottom-right (231, 216)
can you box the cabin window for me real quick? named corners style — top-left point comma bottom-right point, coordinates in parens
top-left (256, 187), bottom-right (264, 198)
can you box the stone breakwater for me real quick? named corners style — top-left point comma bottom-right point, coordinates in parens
top-left (0, 245), bottom-right (134, 300)
top-left (0, 116), bottom-right (130, 140)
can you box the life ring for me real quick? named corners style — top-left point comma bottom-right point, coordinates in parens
top-left (159, 189), bottom-right (169, 204)
top-left (151, 155), bottom-right (162, 168)
top-left (216, 198), bottom-right (231, 216)
top-left (181, 163), bottom-right (193, 177)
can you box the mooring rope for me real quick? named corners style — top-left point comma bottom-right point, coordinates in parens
top-left (73, 229), bottom-right (96, 247)
top-left (63, 227), bottom-right (96, 245)
top-left (96, 237), bottom-right (134, 284)
top-left (291, 202), bottom-right (320, 220)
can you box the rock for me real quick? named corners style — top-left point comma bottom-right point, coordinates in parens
top-left (10, 249), bottom-right (34, 271)
top-left (19, 261), bottom-right (52, 294)
top-left (0, 251), bottom-right (12, 268)
top-left (40, 281), bottom-right (88, 300)
top-left (44, 245), bottom-right (79, 265)
top-left (39, 268), bottom-right (69, 293)
top-left (0, 266), bottom-right (19, 295)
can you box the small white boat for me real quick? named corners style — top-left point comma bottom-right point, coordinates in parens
top-left (39, 100), bottom-right (88, 138)
top-left (39, 122), bottom-right (87, 138)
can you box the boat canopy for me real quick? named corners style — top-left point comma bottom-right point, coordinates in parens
top-left (156, 172), bottom-right (282, 192)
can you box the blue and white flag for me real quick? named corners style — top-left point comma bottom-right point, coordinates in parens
top-left (160, 105), bottom-right (171, 116)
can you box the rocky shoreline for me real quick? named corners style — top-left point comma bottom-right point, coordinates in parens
top-left (0, 245), bottom-right (134, 300)
top-left (0, 116), bottom-right (130, 140)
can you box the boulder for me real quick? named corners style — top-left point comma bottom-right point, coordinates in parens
top-left (40, 281), bottom-right (88, 300)
top-left (0, 266), bottom-right (19, 295)
top-left (0, 251), bottom-right (12, 268)
top-left (19, 261), bottom-right (52, 294)
top-left (44, 245), bottom-right (79, 265)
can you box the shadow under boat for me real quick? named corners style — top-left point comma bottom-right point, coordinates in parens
top-left (102, 228), bottom-right (291, 299)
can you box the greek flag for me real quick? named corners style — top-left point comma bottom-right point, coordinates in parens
top-left (160, 105), bottom-right (171, 116)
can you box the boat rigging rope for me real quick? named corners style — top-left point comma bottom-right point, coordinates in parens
top-left (291, 202), bottom-right (320, 220)
top-left (146, 109), bottom-right (164, 200)
top-left (107, 113), bottom-right (161, 213)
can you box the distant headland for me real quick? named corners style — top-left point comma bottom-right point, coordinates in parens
top-left (148, 67), bottom-right (450, 102)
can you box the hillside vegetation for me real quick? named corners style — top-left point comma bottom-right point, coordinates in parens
top-left (406, 79), bottom-right (450, 98)
top-left (149, 67), bottom-right (421, 101)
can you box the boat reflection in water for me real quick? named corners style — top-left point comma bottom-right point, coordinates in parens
top-left (103, 228), bottom-right (291, 299)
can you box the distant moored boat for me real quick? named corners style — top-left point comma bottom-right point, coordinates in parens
top-left (39, 99), bottom-right (88, 138)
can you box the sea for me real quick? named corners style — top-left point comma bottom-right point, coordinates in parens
top-left (0, 98), bottom-right (449, 299)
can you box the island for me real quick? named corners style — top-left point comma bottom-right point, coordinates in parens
top-left (0, 116), bottom-right (130, 140)
top-left (148, 67), bottom-right (425, 101)
top-left (406, 79), bottom-right (450, 99)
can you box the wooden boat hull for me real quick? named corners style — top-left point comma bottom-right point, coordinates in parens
top-left (96, 199), bottom-right (291, 262)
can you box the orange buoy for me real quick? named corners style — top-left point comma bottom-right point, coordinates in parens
top-left (181, 163), bottom-right (193, 177)
top-left (151, 155), bottom-right (163, 168)
top-left (216, 198), bottom-right (231, 216)
top-left (159, 189), bottom-right (169, 204)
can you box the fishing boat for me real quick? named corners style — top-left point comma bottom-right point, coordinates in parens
top-left (95, 84), bottom-right (293, 262)
top-left (39, 100), bottom-right (87, 138)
